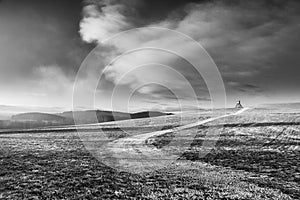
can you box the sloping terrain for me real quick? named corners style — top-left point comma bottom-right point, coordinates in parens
top-left (12, 113), bottom-right (67, 122)
top-left (100, 108), bottom-right (249, 173)
top-left (1, 110), bottom-right (170, 130)
top-left (0, 107), bottom-right (299, 199)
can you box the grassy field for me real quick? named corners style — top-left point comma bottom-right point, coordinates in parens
top-left (0, 108), bottom-right (299, 199)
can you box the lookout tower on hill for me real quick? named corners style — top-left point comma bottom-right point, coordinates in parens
top-left (235, 100), bottom-right (243, 109)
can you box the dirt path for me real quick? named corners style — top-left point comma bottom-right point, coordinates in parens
top-left (101, 108), bottom-right (251, 173)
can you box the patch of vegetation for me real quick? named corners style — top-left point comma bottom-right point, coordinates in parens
top-left (145, 125), bottom-right (179, 148)
top-left (1, 110), bottom-right (298, 199)
top-left (182, 125), bottom-right (300, 199)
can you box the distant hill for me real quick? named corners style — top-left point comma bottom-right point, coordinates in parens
top-left (5, 110), bottom-right (171, 130)
top-left (260, 102), bottom-right (300, 109)
top-left (58, 110), bottom-right (130, 124)
top-left (12, 112), bottom-right (67, 122)
top-left (130, 111), bottom-right (172, 119)
top-left (59, 110), bottom-right (170, 124)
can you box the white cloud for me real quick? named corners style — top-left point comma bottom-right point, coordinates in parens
top-left (34, 66), bottom-right (73, 92)
top-left (80, 4), bottom-right (130, 43)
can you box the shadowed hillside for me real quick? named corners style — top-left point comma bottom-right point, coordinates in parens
top-left (0, 110), bottom-right (171, 130)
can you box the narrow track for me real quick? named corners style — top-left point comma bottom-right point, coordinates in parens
top-left (102, 108), bottom-right (251, 173)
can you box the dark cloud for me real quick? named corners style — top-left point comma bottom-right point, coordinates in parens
top-left (79, 0), bottom-right (300, 107)
top-left (238, 84), bottom-right (262, 93)
top-left (0, 0), bottom-right (93, 83)
top-left (0, 0), bottom-right (96, 107)
top-left (83, 0), bottom-right (300, 26)
top-left (0, 0), bottom-right (299, 108)
top-left (83, 0), bottom-right (210, 25)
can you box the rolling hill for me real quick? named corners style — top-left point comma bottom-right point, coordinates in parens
top-left (12, 112), bottom-right (67, 122)
top-left (3, 110), bottom-right (171, 130)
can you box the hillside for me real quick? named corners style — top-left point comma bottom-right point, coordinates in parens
top-left (12, 112), bottom-right (67, 122)
top-left (59, 110), bottom-right (130, 124)
top-left (130, 111), bottom-right (172, 119)
top-left (4, 110), bottom-right (171, 130)
top-left (260, 102), bottom-right (300, 109)
top-left (258, 102), bottom-right (300, 113)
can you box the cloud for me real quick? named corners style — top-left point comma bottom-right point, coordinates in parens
top-left (33, 66), bottom-right (74, 93)
top-left (80, 2), bottom-right (131, 43)
top-left (79, 0), bottom-right (300, 108)
top-left (227, 82), bottom-right (262, 93)
top-left (0, 0), bottom-right (92, 84)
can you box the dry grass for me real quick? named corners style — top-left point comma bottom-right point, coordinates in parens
top-left (0, 109), bottom-right (299, 199)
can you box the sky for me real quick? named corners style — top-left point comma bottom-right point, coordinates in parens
top-left (0, 0), bottom-right (300, 113)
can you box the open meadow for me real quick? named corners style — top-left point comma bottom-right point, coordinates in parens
top-left (0, 107), bottom-right (299, 199)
